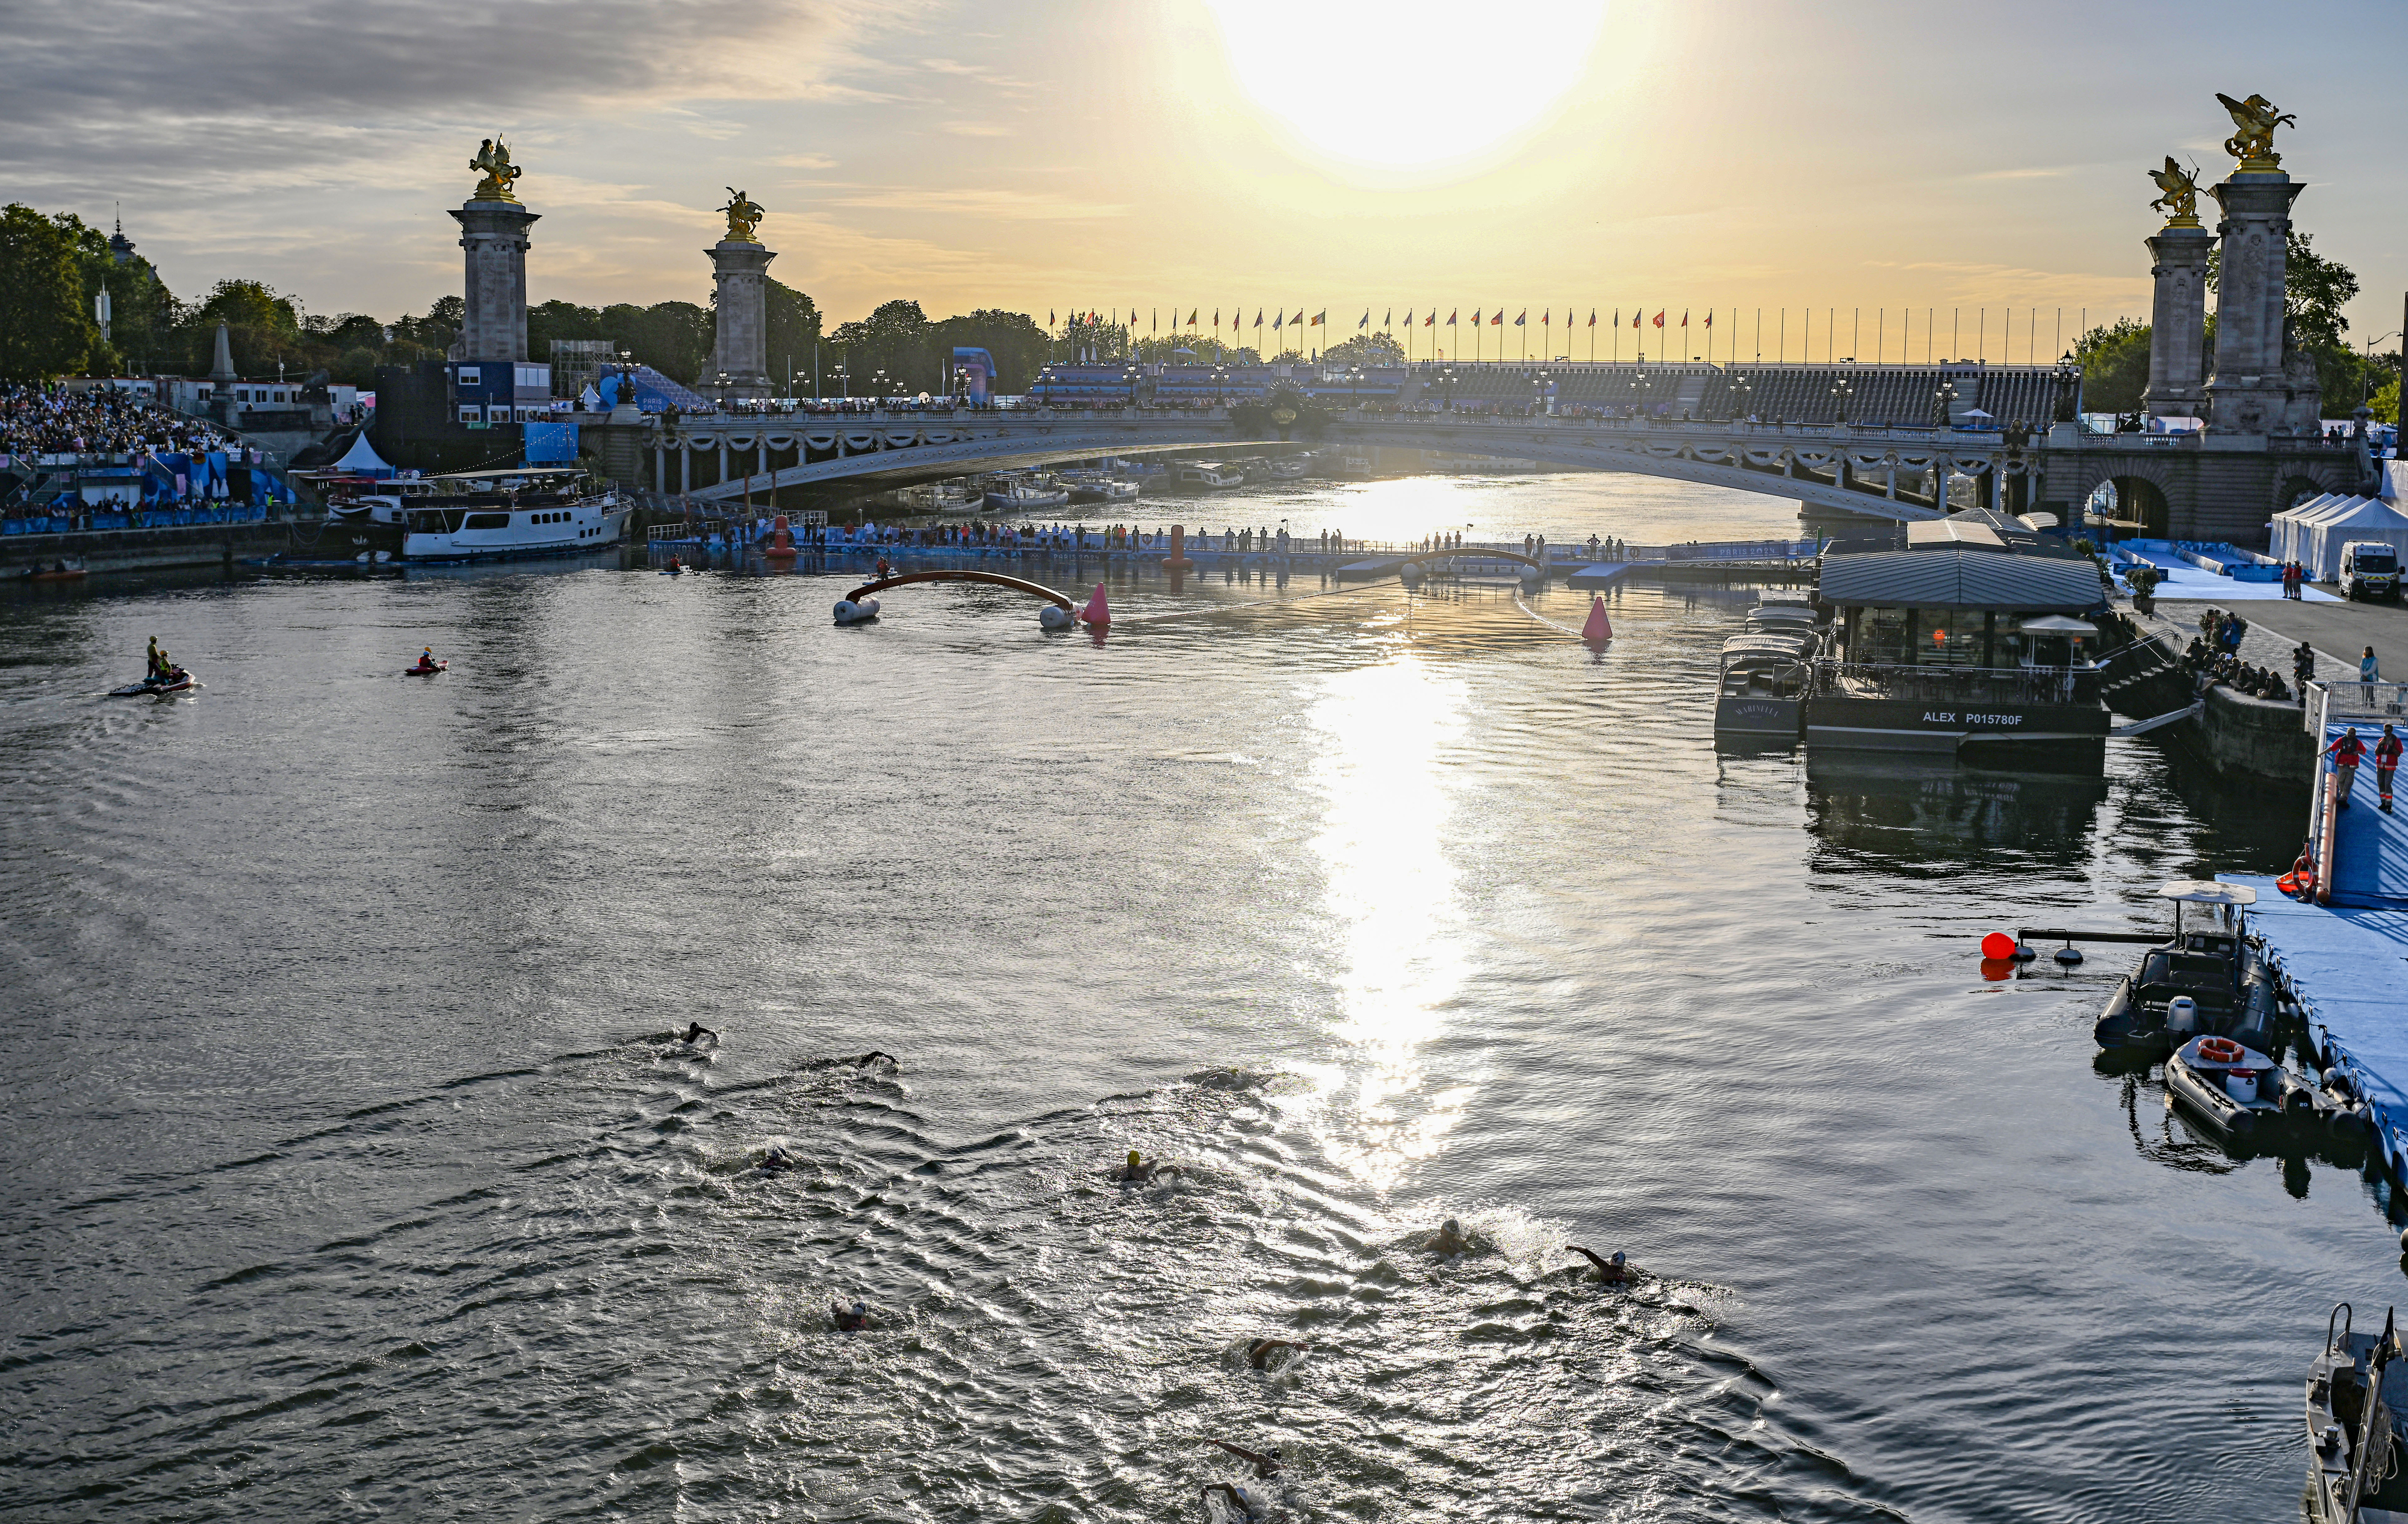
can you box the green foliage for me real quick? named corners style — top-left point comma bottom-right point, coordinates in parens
top-left (2371, 375), bottom-right (2400, 427)
top-left (762, 279), bottom-right (821, 391)
top-left (1230, 383), bottom-right (1328, 441)
top-left (929, 308), bottom-right (1049, 392)
top-left (2206, 231), bottom-right (2359, 348)
top-left (51, 211), bottom-right (175, 373)
top-left (828, 299), bottom-right (934, 394)
top-left (2073, 317), bottom-right (2151, 413)
top-left (1319, 332), bottom-right (1406, 367)
top-left (0, 203), bottom-right (99, 380)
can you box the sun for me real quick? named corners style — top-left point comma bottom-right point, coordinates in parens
top-left (1202, 0), bottom-right (1607, 169)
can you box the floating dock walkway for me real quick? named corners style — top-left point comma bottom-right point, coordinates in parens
top-left (2225, 681), bottom-right (2408, 1179)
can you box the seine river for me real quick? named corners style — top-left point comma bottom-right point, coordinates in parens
top-left (0, 472), bottom-right (2371, 1522)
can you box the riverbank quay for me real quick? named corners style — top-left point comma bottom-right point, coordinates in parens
top-left (2129, 600), bottom-right (2386, 791)
top-left (2226, 875), bottom-right (2408, 1183)
top-left (0, 517), bottom-right (300, 580)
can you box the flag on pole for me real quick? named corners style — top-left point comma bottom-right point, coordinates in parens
top-left (1491, 311), bottom-right (1503, 326)
top-left (1471, 308), bottom-right (1480, 326)
top-left (1704, 312), bottom-right (1714, 328)
top-left (1273, 311), bottom-right (1284, 330)
top-left (1049, 309), bottom-right (1055, 326)
top-left (1652, 311), bottom-right (1665, 329)
top-left (1589, 309), bottom-right (1597, 327)
top-left (1631, 311), bottom-right (1640, 328)
top-left (1447, 309), bottom-right (1457, 326)
top-left (1681, 311), bottom-right (1689, 328)
top-left (1311, 311), bottom-right (1325, 326)
top-left (1513, 310), bottom-right (1526, 327)
top-left (1152, 308), bottom-right (1157, 332)
top-left (1188, 309), bottom-right (1199, 326)
top-left (1254, 309), bottom-right (1264, 327)
top-left (1383, 309), bottom-right (1391, 327)
top-left (1542, 309), bottom-right (1551, 327)
top-left (1425, 311), bottom-right (1435, 326)
top-left (1359, 310), bottom-right (1370, 329)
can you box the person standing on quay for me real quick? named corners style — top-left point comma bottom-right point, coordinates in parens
top-left (2364, 646), bottom-right (2383, 684)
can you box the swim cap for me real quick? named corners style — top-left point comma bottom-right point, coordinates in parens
top-left (1443, 1218), bottom-right (1460, 1234)
top-left (1611, 1251), bottom-right (1625, 1265)
top-left (1128, 1150), bottom-right (1141, 1166)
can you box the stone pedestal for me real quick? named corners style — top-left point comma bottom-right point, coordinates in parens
top-left (706, 239), bottom-right (777, 401)
top-left (2142, 223), bottom-right (2213, 418)
top-left (450, 200), bottom-right (540, 362)
top-left (206, 320), bottom-right (240, 425)
top-left (2204, 172), bottom-right (2302, 435)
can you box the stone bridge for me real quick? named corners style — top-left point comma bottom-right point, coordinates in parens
top-left (647, 410), bottom-right (2067, 524)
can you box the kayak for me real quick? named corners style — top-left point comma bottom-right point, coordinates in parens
top-left (404, 661), bottom-right (448, 676)
top-left (110, 670), bottom-right (195, 696)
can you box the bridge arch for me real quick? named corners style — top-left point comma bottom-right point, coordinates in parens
top-left (846, 569), bottom-right (1075, 609)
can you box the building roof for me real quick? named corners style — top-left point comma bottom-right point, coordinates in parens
top-left (1817, 547), bottom-right (2106, 613)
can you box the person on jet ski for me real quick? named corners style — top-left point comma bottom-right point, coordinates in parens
top-left (146, 637), bottom-right (169, 682)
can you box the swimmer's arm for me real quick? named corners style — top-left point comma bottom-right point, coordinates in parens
top-left (1566, 1245), bottom-right (1612, 1276)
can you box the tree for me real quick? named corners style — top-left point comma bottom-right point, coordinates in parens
top-left (0, 203), bottom-right (98, 380)
top-left (760, 278), bottom-right (821, 393)
top-left (49, 211), bottom-right (175, 375)
top-left (2073, 317), bottom-right (2151, 413)
top-left (1320, 332), bottom-right (1406, 367)
top-left (2369, 376), bottom-right (2399, 427)
top-left (930, 308), bottom-right (1049, 391)
top-left (829, 299), bottom-right (936, 393)
top-left (1230, 383), bottom-right (1328, 441)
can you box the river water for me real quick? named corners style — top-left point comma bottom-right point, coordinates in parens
top-left (0, 472), bottom-right (2377, 1522)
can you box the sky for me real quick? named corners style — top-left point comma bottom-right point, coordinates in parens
top-left (10, 0), bottom-right (2407, 365)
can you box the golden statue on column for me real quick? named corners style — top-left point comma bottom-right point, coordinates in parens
top-left (2147, 157), bottom-right (2200, 226)
top-left (719, 187), bottom-right (765, 244)
top-left (468, 137), bottom-right (521, 202)
top-left (2215, 93), bottom-right (2295, 172)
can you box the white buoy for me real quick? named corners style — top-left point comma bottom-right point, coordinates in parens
top-left (833, 596), bottom-right (880, 625)
top-left (1038, 603), bottom-right (1073, 630)
top-left (1400, 563), bottom-right (1424, 586)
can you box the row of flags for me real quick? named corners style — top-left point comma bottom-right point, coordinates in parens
top-left (1047, 307), bottom-right (1715, 333)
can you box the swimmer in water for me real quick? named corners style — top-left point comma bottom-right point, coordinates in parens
top-left (1424, 1218), bottom-right (1472, 1256)
top-left (760, 1146), bottom-right (795, 1173)
top-left (1201, 1481), bottom-right (1264, 1520)
top-left (1247, 1339), bottom-right (1309, 1371)
top-left (1117, 1149), bottom-right (1183, 1184)
top-left (680, 1022), bottom-right (718, 1045)
top-left (1207, 1439), bottom-right (1283, 1476)
top-left (831, 1299), bottom-right (872, 1332)
top-left (1568, 1245), bottom-right (1632, 1283)
top-left (803, 1051), bottom-right (896, 1070)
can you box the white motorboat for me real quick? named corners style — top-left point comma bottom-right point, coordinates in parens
top-left (397, 469), bottom-right (627, 563)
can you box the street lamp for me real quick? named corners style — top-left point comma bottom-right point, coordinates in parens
top-left (1730, 373), bottom-right (1752, 423)
top-left (1934, 379), bottom-right (1957, 429)
top-left (834, 363), bottom-right (850, 400)
top-left (1441, 365), bottom-right (1457, 411)
top-left (2052, 350), bottom-right (2081, 425)
top-left (1213, 364), bottom-right (1228, 406)
top-left (1831, 377), bottom-right (1853, 426)
top-left (1347, 364), bottom-right (1364, 410)
top-left (871, 368), bottom-right (890, 404)
top-left (1124, 365), bottom-right (1140, 407)
top-left (2360, 331), bottom-right (2401, 415)
top-left (1634, 368), bottom-right (1651, 421)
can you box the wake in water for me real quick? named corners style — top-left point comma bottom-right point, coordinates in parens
top-left (2, 1033), bottom-right (1899, 1522)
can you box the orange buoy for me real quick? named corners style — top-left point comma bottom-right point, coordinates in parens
top-left (1980, 931), bottom-right (2017, 960)
top-left (1160, 523), bottom-right (1195, 570)
top-left (764, 515), bottom-right (797, 561)
top-left (1581, 595), bottom-right (1612, 643)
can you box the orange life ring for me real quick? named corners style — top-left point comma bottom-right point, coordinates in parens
top-left (2197, 1037), bottom-right (2245, 1064)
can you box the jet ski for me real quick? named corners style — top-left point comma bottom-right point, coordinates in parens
top-left (110, 667), bottom-right (194, 696)
top-left (405, 660), bottom-right (448, 676)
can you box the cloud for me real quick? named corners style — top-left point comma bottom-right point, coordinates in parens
top-left (939, 120), bottom-right (1013, 137)
top-left (0, 0), bottom-right (928, 190)
top-left (771, 153), bottom-right (840, 169)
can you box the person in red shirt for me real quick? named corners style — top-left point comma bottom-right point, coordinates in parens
top-left (2379, 723), bottom-right (2404, 812)
top-left (2330, 726), bottom-right (2369, 808)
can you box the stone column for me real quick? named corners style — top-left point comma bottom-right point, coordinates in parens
top-left (706, 239), bottom-right (777, 402)
top-left (2142, 221), bottom-right (2213, 418)
top-left (2203, 169), bottom-right (2301, 436)
top-left (450, 200), bottom-right (538, 363)
top-left (207, 320), bottom-right (239, 424)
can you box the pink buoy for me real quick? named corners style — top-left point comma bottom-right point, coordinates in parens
top-left (1080, 583), bottom-right (1111, 626)
top-left (1581, 595), bottom-right (1613, 643)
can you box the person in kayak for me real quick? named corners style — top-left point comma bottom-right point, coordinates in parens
top-left (2330, 726), bottom-right (2369, 808)
top-left (1568, 1245), bottom-right (1633, 1283)
top-left (414, 647), bottom-right (439, 672)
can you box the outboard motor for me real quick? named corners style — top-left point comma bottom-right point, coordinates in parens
top-left (2165, 996), bottom-right (2199, 1037)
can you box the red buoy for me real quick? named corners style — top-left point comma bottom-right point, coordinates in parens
top-left (1581, 595), bottom-right (1613, 643)
top-left (1079, 583), bottom-right (1110, 626)
top-left (1981, 931), bottom-right (2017, 960)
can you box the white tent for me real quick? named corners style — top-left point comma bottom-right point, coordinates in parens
top-left (330, 429), bottom-right (394, 478)
top-left (2270, 495), bottom-right (2408, 580)
top-left (2269, 494), bottom-right (2341, 564)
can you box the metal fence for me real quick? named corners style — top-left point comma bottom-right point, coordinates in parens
top-left (2305, 681), bottom-right (2408, 737)
top-left (1814, 661), bottom-right (2099, 707)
